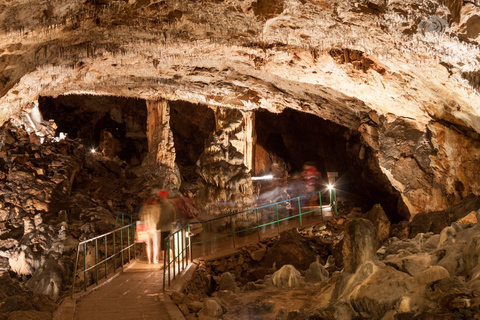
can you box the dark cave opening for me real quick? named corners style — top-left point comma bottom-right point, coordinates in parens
top-left (169, 101), bottom-right (215, 184)
top-left (38, 95), bottom-right (148, 166)
top-left (255, 108), bottom-right (403, 222)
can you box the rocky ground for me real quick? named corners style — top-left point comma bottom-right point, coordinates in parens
top-left (172, 200), bottom-right (480, 320)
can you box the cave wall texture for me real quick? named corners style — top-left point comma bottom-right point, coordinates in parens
top-left (0, 0), bottom-right (480, 219)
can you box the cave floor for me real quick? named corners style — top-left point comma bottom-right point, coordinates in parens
top-left (72, 261), bottom-right (174, 320)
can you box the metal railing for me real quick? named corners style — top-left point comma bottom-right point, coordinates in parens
top-left (194, 189), bottom-right (336, 250)
top-left (114, 212), bottom-right (134, 228)
top-left (162, 226), bottom-right (192, 290)
top-left (162, 188), bottom-right (337, 290)
top-left (71, 222), bottom-right (136, 297)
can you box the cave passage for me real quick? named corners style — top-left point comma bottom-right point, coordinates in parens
top-left (38, 95), bottom-right (148, 166)
top-left (169, 100), bottom-right (215, 184)
top-left (255, 108), bottom-right (402, 222)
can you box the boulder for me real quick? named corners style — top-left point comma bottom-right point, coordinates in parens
top-left (198, 299), bottom-right (223, 320)
top-left (415, 266), bottom-right (450, 285)
top-left (272, 265), bottom-right (302, 289)
top-left (187, 300), bottom-right (204, 313)
top-left (218, 272), bottom-right (237, 292)
top-left (390, 221), bottom-right (410, 240)
top-left (170, 291), bottom-right (185, 305)
top-left (456, 211), bottom-right (478, 224)
top-left (261, 228), bottom-right (317, 271)
top-left (385, 240), bottom-right (421, 256)
top-left (463, 233), bottom-right (480, 278)
top-left (410, 195), bottom-right (480, 238)
top-left (305, 261), bottom-right (329, 283)
top-left (249, 248), bottom-right (266, 261)
top-left (384, 253), bottom-right (433, 277)
top-left (365, 204), bottom-right (391, 244)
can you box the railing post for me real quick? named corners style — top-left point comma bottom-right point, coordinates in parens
top-left (120, 227), bottom-right (124, 268)
top-left (133, 224), bottom-right (136, 260)
top-left (168, 239), bottom-right (171, 285)
top-left (127, 225), bottom-right (131, 263)
top-left (275, 203), bottom-right (280, 234)
top-left (163, 243), bottom-right (167, 291)
top-left (297, 197), bottom-right (303, 227)
top-left (319, 191), bottom-right (323, 220)
top-left (104, 235), bottom-right (108, 279)
top-left (230, 215), bottom-right (236, 248)
top-left (256, 209), bottom-right (260, 241)
top-left (333, 189), bottom-right (337, 216)
top-left (71, 244), bottom-right (81, 298)
top-left (188, 223), bottom-right (192, 263)
top-left (94, 239), bottom-right (98, 285)
top-left (202, 222), bottom-right (206, 256)
top-left (113, 231), bottom-right (116, 272)
top-left (182, 228), bottom-right (185, 270)
top-left (83, 243), bottom-right (87, 291)
top-left (177, 232), bottom-right (180, 275)
top-left (172, 235), bottom-right (176, 280)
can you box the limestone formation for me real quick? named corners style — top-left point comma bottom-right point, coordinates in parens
top-left (342, 219), bottom-right (379, 274)
top-left (272, 265), bottom-right (302, 289)
top-left (218, 272), bottom-right (238, 292)
top-left (365, 203), bottom-right (391, 244)
top-left (198, 299), bottom-right (224, 320)
top-left (305, 260), bottom-right (329, 283)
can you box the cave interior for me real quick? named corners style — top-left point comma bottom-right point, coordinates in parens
top-left (35, 94), bottom-right (401, 221)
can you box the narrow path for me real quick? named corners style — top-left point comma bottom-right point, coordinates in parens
top-left (73, 262), bottom-right (171, 320)
top-left (70, 207), bottom-right (335, 320)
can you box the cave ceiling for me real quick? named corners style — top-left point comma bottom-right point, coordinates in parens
top-left (0, 0), bottom-right (478, 130)
top-left (1, 0), bottom-right (480, 217)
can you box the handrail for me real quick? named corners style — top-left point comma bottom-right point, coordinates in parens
top-left (189, 190), bottom-right (336, 224)
top-left (162, 188), bottom-right (337, 291)
top-left (71, 222), bottom-right (136, 297)
top-left (114, 212), bottom-right (134, 228)
top-left (163, 225), bottom-right (192, 290)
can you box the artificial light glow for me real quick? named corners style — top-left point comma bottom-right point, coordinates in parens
top-left (252, 174), bottom-right (274, 181)
top-left (327, 184), bottom-right (334, 190)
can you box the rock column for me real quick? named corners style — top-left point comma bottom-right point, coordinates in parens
top-left (146, 99), bottom-right (176, 169)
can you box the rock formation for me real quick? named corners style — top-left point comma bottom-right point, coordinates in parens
top-left (0, 0), bottom-right (478, 220)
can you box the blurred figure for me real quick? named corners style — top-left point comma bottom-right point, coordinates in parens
top-left (138, 196), bottom-right (161, 264)
top-left (157, 190), bottom-right (178, 257)
top-left (173, 196), bottom-right (198, 227)
top-left (302, 162), bottom-right (320, 206)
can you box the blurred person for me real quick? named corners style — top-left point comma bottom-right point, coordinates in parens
top-left (138, 196), bottom-right (161, 264)
top-left (157, 190), bottom-right (178, 257)
top-left (302, 162), bottom-right (321, 206)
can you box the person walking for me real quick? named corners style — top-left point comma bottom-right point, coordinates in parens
top-left (138, 196), bottom-right (161, 264)
top-left (157, 190), bottom-right (177, 258)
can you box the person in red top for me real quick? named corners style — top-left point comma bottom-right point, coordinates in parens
top-left (302, 162), bottom-right (321, 206)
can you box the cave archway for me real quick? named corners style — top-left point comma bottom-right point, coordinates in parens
top-left (255, 108), bottom-right (402, 222)
top-left (38, 95), bottom-right (148, 166)
top-left (169, 101), bottom-right (215, 184)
